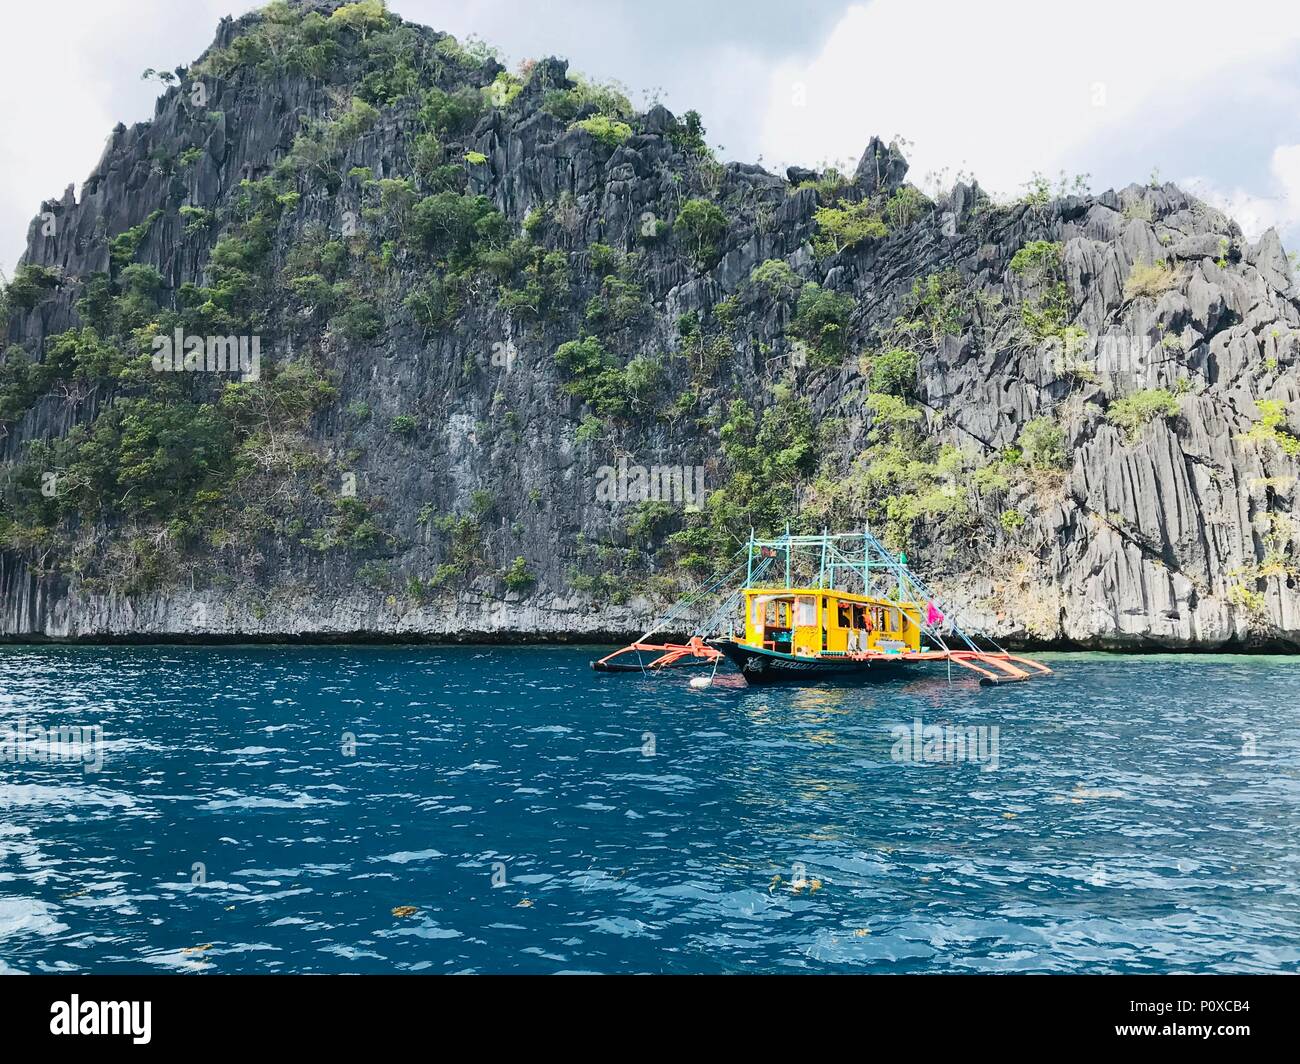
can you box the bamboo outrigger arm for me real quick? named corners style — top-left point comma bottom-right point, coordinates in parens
top-left (592, 636), bottom-right (721, 672)
top-left (943, 651), bottom-right (1053, 685)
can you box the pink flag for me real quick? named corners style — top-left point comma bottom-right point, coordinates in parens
top-left (925, 601), bottom-right (944, 627)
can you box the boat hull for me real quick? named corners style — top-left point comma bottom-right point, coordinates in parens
top-left (711, 640), bottom-right (911, 683)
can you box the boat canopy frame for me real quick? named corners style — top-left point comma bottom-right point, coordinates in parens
top-left (742, 526), bottom-right (990, 657)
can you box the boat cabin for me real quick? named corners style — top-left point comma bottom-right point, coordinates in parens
top-left (740, 587), bottom-right (922, 657)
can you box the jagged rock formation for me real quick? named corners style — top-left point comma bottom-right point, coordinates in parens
top-left (2, 0), bottom-right (1298, 647)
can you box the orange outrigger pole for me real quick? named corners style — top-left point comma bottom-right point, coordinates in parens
top-left (592, 636), bottom-right (721, 673)
top-left (941, 650), bottom-right (1053, 684)
top-left (829, 648), bottom-right (1053, 684)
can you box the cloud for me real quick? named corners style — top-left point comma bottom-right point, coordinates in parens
top-left (397, 0), bottom-right (841, 159)
top-left (0, 0), bottom-right (829, 272)
top-left (6, 0), bottom-right (1300, 271)
top-left (0, 0), bottom-right (259, 273)
top-left (1184, 144), bottom-right (1300, 243)
top-left (755, 0), bottom-right (1300, 224)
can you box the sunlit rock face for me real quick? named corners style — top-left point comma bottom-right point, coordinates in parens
top-left (2, 0), bottom-right (1298, 648)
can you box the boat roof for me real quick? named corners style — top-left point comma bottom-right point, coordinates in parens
top-left (742, 586), bottom-right (918, 606)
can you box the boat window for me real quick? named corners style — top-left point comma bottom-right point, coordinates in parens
top-left (795, 597), bottom-right (816, 627)
top-left (837, 603), bottom-right (851, 627)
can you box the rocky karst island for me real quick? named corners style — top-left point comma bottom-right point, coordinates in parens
top-left (3, 0), bottom-right (1298, 649)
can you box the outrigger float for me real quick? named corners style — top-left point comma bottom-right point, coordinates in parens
top-left (592, 529), bottom-right (1052, 687)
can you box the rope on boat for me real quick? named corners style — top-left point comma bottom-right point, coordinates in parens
top-left (638, 552), bottom-right (774, 646)
top-left (858, 528), bottom-right (982, 654)
top-left (634, 557), bottom-right (745, 645)
top-left (599, 553), bottom-right (778, 679)
top-left (696, 554), bottom-right (775, 638)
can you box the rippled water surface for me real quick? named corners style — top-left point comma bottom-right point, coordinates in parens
top-left (0, 645), bottom-right (1297, 973)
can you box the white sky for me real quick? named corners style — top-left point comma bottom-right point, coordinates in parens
top-left (3, 0), bottom-right (1300, 273)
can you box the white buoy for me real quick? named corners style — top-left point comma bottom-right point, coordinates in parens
top-left (689, 676), bottom-right (712, 689)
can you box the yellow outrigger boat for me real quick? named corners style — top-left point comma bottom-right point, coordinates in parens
top-left (594, 530), bottom-right (1051, 686)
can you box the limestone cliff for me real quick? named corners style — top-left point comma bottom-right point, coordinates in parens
top-left (2, 0), bottom-right (1298, 648)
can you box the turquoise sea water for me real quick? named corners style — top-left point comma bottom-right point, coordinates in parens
top-left (0, 645), bottom-right (1297, 974)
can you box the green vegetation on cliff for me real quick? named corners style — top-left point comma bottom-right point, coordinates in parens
top-left (2, 0), bottom-right (1293, 647)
